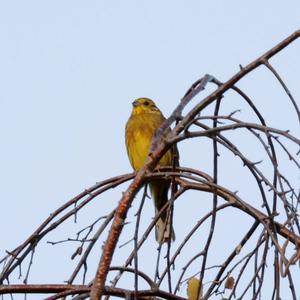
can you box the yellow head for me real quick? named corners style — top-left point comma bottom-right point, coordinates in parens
top-left (131, 98), bottom-right (161, 116)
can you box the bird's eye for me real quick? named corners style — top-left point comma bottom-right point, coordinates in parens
top-left (144, 101), bottom-right (149, 106)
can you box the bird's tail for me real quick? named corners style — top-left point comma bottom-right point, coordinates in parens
top-left (150, 180), bottom-right (175, 243)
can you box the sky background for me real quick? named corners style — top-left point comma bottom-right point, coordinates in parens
top-left (0, 1), bottom-right (300, 299)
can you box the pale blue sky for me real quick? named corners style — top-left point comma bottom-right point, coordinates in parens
top-left (0, 1), bottom-right (299, 299)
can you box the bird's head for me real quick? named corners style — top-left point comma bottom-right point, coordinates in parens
top-left (131, 98), bottom-right (160, 115)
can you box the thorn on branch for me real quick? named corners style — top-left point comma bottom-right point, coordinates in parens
top-left (251, 160), bottom-right (263, 166)
top-left (228, 109), bottom-right (241, 118)
top-left (5, 250), bottom-right (19, 259)
top-left (122, 221), bottom-right (131, 227)
top-left (71, 246), bottom-right (83, 260)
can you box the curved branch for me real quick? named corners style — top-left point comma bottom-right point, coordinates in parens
top-left (176, 177), bottom-right (300, 248)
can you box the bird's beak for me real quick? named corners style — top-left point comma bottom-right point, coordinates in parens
top-left (132, 100), bottom-right (138, 107)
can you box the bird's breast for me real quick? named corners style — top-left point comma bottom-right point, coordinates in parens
top-left (125, 113), bottom-right (172, 171)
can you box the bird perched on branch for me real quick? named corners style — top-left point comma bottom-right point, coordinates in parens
top-left (125, 98), bottom-right (175, 243)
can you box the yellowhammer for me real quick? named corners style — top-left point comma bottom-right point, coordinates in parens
top-left (125, 98), bottom-right (175, 243)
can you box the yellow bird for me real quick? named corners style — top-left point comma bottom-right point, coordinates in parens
top-left (125, 98), bottom-right (175, 243)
